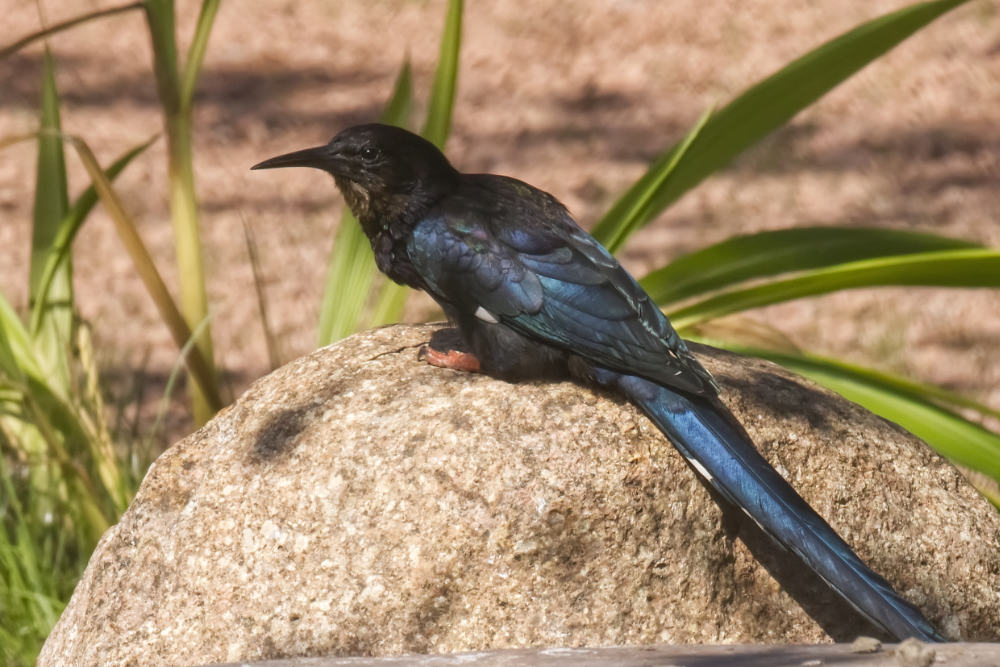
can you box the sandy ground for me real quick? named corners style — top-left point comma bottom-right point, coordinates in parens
top-left (1, 0), bottom-right (998, 442)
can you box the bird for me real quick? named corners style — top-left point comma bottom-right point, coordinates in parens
top-left (252, 123), bottom-right (943, 642)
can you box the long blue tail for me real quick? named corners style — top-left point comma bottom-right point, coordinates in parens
top-left (601, 370), bottom-right (943, 642)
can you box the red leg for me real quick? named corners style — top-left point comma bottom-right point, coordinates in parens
top-left (419, 346), bottom-right (482, 372)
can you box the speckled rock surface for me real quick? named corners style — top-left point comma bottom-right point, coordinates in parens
top-left (39, 324), bottom-right (1000, 666)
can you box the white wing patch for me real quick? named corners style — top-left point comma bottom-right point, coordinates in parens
top-left (686, 456), bottom-right (714, 482)
top-left (474, 306), bottom-right (499, 324)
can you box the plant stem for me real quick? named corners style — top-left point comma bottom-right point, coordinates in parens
top-left (166, 111), bottom-right (216, 425)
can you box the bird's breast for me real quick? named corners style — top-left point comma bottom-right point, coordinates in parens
top-left (372, 231), bottom-right (427, 292)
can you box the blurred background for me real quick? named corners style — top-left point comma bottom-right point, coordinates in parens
top-left (0, 1), bottom-right (998, 662)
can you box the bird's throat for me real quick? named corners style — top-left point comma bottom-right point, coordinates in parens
top-left (333, 176), bottom-right (421, 242)
top-left (335, 178), bottom-right (373, 225)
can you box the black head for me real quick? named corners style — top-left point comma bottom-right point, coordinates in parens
top-left (252, 124), bottom-right (459, 225)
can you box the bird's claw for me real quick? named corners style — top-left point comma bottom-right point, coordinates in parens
top-left (418, 345), bottom-right (482, 372)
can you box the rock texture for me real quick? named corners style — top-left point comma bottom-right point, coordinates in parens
top-left (40, 325), bottom-right (1000, 666)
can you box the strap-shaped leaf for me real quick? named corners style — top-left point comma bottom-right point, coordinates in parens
top-left (421, 0), bottom-right (463, 149)
top-left (68, 136), bottom-right (223, 413)
top-left (668, 248), bottom-right (1000, 329)
top-left (0, 2), bottom-right (143, 59)
top-left (642, 227), bottom-right (981, 306)
top-left (595, 107), bottom-right (712, 253)
top-left (320, 0), bottom-right (465, 341)
top-left (591, 0), bottom-right (971, 250)
top-left (718, 343), bottom-right (1000, 484)
top-left (31, 135), bottom-right (158, 336)
top-left (317, 62), bottom-right (413, 345)
top-left (29, 49), bottom-right (71, 390)
top-left (179, 0), bottom-right (221, 108)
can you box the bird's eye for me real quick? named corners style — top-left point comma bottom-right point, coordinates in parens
top-left (359, 146), bottom-right (380, 162)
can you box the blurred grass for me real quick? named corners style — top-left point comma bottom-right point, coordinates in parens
top-left (0, 52), bottom-right (143, 664)
top-left (1, 2), bottom-right (225, 663)
top-left (144, 0), bottom-right (222, 425)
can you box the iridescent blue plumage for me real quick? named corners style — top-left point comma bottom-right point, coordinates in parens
top-left (253, 123), bottom-right (944, 642)
top-left (408, 175), bottom-right (718, 395)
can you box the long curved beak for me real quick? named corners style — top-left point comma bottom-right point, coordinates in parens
top-left (251, 145), bottom-right (339, 172)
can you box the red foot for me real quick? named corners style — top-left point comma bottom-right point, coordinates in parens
top-left (420, 346), bottom-right (482, 372)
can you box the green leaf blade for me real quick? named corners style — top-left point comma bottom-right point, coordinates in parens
top-left (591, 0), bottom-right (970, 246)
top-left (67, 135), bottom-right (222, 413)
top-left (29, 48), bottom-right (72, 390)
top-left (0, 292), bottom-right (42, 382)
top-left (142, 0), bottom-right (181, 113)
top-left (31, 135), bottom-right (157, 336)
top-left (421, 0), bottom-right (463, 148)
top-left (317, 60), bottom-right (417, 346)
top-left (669, 248), bottom-right (1000, 329)
top-left (316, 212), bottom-right (379, 346)
top-left (29, 49), bottom-right (69, 297)
top-left (642, 227), bottom-right (982, 306)
top-left (595, 106), bottom-right (713, 252)
top-left (0, 2), bottom-right (144, 59)
top-left (726, 345), bottom-right (1000, 483)
top-left (318, 0), bottom-right (464, 342)
top-left (381, 61), bottom-right (413, 127)
top-left (179, 0), bottom-right (221, 108)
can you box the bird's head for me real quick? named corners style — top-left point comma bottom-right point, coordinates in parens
top-left (252, 123), bottom-right (458, 229)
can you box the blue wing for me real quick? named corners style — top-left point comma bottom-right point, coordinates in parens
top-left (406, 177), bottom-right (717, 396)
